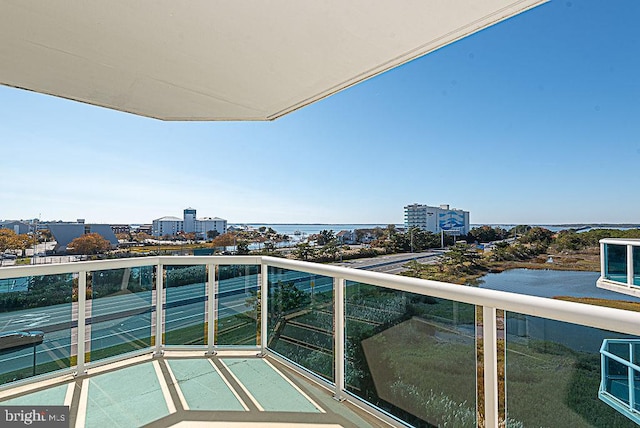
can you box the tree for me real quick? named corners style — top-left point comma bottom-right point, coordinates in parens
top-left (294, 242), bottom-right (316, 261)
top-left (316, 229), bottom-right (335, 246)
top-left (211, 232), bottom-right (236, 248)
top-left (469, 226), bottom-right (508, 243)
top-left (441, 243), bottom-right (482, 274)
top-left (271, 281), bottom-right (304, 319)
top-left (236, 241), bottom-right (250, 255)
top-left (67, 233), bottom-right (111, 255)
top-left (133, 232), bottom-right (152, 243)
top-left (520, 227), bottom-right (554, 245)
top-left (263, 241), bottom-right (277, 253)
top-left (0, 229), bottom-right (19, 253)
top-left (206, 230), bottom-right (220, 240)
top-left (322, 239), bottom-right (340, 260)
top-left (0, 229), bottom-right (36, 256)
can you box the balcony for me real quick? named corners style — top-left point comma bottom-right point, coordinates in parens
top-left (597, 239), bottom-right (640, 298)
top-left (1, 256), bottom-right (640, 427)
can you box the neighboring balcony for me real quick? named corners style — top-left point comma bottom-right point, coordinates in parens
top-left (598, 239), bottom-right (640, 298)
top-left (1, 256), bottom-right (640, 427)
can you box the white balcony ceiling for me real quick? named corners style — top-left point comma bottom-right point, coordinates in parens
top-left (0, 0), bottom-right (546, 121)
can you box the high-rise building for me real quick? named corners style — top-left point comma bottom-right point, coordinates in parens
top-left (183, 208), bottom-right (197, 233)
top-left (404, 203), bottom-right (470, 235)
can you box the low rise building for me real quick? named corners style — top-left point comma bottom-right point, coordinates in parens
top-left (110, 224), bottom-right (131, 235)
top-left (0, 221), bottom-right (31, 235)
top-left (47, 223), bottom-right (119, 254)
top-left (152, 208), bottom-right (227, 239)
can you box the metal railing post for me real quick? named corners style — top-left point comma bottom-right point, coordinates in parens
top-left (76, 271), bottom-right (87, 375)
top-left (260, 263), bottom-right (268, 354)
top-left (601, 242), bottom-right (606, 279)
top-left (207, 263), bottom-right (216, 355)
top-left (483, 306), bottom-right (499, 428)
top-left (628, 244), bottom-right (634, 287)
top-left (334, 277), bottom-right (345, 401)
top-left (154, 263), bottom-right (164, 356)
top-left (629, 342), bottom-right (636, 411)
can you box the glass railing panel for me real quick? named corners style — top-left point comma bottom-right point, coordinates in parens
top-left (505, 312), bottom-right (637, 427)
top-left (88, 266), bottom-right (154, 362)
top-left (634, 247), bottom-right (640, 286)
top-left (0, 274), bottom-right (73, 384)
top-left (216, 265), bottom-right (260, 346)
top-left (345, 281), bottom-right (476, 427)
top-left (605, 244), bottom-right (627, 283)
top-left (164, 265), bottom-right (207, 346)
top-left (266, 267), bottom-right (334, 382)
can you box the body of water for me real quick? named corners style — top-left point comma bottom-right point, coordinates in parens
top-left (231, 223), bottom-right (639, 237)
top-left (479, 268), bottom-right (639, 353)
top-left (232, 224), bottom-right (401, 236)
top-left (478, 268), bottom-right (640, 301)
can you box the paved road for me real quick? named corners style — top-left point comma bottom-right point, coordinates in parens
top-left (333, 250), bottom-right (443, 274)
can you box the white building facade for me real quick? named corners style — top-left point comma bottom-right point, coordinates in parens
top-left (196, 217), bottom-right (227, 238)
top-left (152, 208), bottom-right (227, 238)
top-left (152, 216), bottom-right (183, 238)
top-left (404, 203), bottom-right (470, 235)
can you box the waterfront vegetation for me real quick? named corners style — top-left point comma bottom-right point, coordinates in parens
top-left (402, 227), bottom-right (640, 285)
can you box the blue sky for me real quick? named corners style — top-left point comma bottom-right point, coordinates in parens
top-left (2, 0), bottom-right (639, 225)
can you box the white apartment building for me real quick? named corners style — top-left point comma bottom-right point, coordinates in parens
top-left (404, 203), bottom-right (470, 235)
top-left (196, 217), bottom-right (227, 238)
top-left (151, 216), bottom-right (183, 238)
top-left (152, 208), bottom-right (227, 238)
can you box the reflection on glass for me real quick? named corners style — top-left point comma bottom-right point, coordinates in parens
top-left (267, 267), bottom-right (334, 382)
top-left (88, 267), bottom-right (154, 362)
top-left (505, 312), bottom-right (637, 427)
top-left (345, 282), bottom-right (476, 427)
top-left (0, 274), bottom-right (73, 384)
top-left (164, 265), bottom-right (206, 346)
top-left (216, 265), bottom-right (260, 346)
top-left (605, 244), bottom-right (627, 283)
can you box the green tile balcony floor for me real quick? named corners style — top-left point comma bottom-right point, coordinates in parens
top-left (166, 359), bottom-right (247, 411)
top-left (0, 354), bottom-right (389, 428)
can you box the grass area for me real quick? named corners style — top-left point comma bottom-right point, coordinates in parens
top-left (405, 246), bottom-right (601, 285)
top-left (505, 339), bottom-right (635, 427)
top-left (553, 296), bottom-right (640, 312)
top-left (487, 248), bottom-right (600, 273)
top-left (165, 322), bottom-right (206, 345)
top-left (0, 357), bottom-right (72, 386)
top-left (88, 336), bottom-right (152, 362)
top-left (358, 317), bottom-right (477, 427)
top-left (217, 315), bottom-right (258, 346)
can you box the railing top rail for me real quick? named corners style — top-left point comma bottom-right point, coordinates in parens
top-left (3, 255), bottom-right (640, 336)
top-left (0, 255), bottom-right (263, 279)
top-left (600, 238), bottom-right (640, 246)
